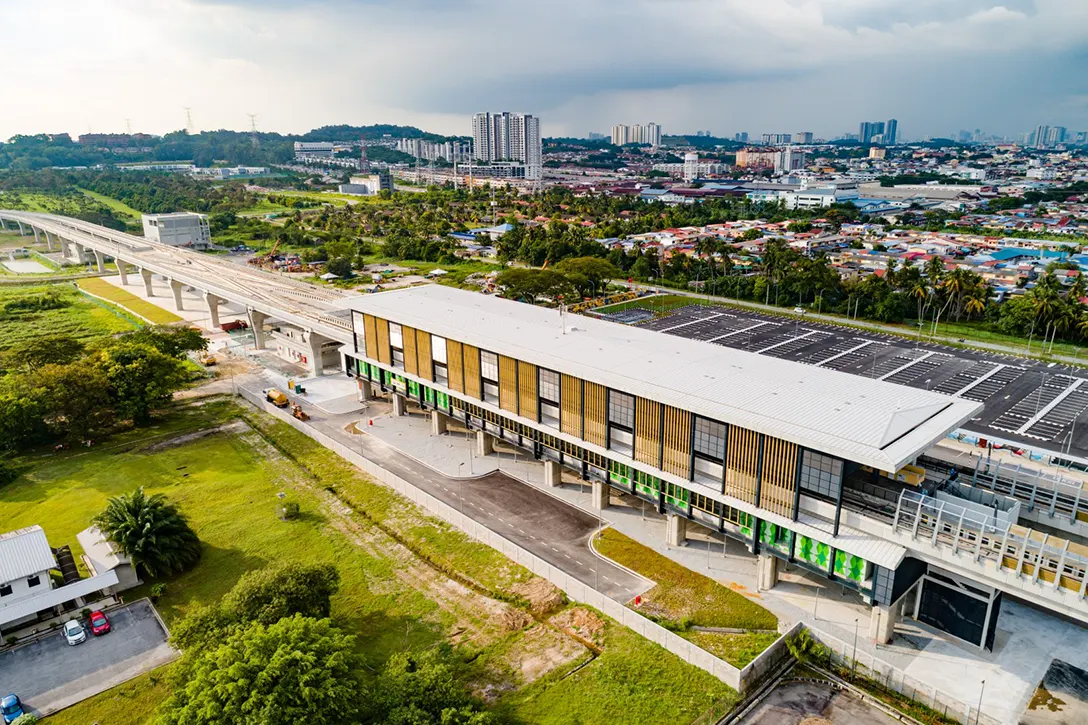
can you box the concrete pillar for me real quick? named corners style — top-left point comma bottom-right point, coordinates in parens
top-left (476, 430), bottom-right (494, 456)
top-left (666, 513), bottom-right (688, 547)
top-left (431, 410), bottom-right (448, 435)
top-left (16, 221), bottom-right (24, 236)
top-left (392, 393), bottom-right (407, 416)
top-left (591, 479), bottom-right (610, 510)
top-left (140, 268), bottom-right (155, 297)
top-left (204, 291), bottom-right (220, 329)
top-left (756, 552), bottom-right (779, 592)
top-left (169, 279), bottom-right (185, 311)
top-left (357, 378), bottom-right (372, 402)
top-left (248, 309), bottom-right (267, 349)
top-left (544, 460), bottom-right (562, 487)
top-left (93, 249), bottom-right (106, 273)
top-left (32, 228), bottom-right (40, 245)
top-left (117, 262), bottom-right (128, 286)
top-left (307, 331), bottom-right (325, 377)
top-left (869, 603), bottom-right (898, 644)
top-left (44, 231), bottom-right (55, 251)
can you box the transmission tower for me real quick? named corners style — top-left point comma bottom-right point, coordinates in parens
top-left (247, 113), bottom-right (259, 147)
top-left (183, 107), bottom-right (194, 135)
top-left (359, 138), bottom-right (371, 173)
top-left (125, 118), bottom-right (132, 135)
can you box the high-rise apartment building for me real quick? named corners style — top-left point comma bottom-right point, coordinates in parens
top-left (472, 112), bottom-right (542, 179)
top-left (794, 132), bottom-right (814, 145)
top-left (858, 121), bottom-right (886, 145)
top-left (734, 132), bottom-right (749, 143)
top-left (884, 119), bottom-right (898, 145)
top-left (611, 122), bottom-right (662, 149)
top-left (762, 133), bottom-right (792, 145)
top-left (1030, 124), bottom-right (1068, 149)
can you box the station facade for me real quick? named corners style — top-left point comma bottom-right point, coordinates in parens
top-left (342, 286), bottom-right (1031, 649)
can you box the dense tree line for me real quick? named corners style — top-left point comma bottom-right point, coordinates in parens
top-left (0, 326), bottom-right (205, 452)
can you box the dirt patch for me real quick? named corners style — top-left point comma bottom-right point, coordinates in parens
top-left (141, 422), bottom-right (248, 453)
top-left (511, 578), bottom-right (564, 617)
top-left (551, 607), bottom-right (606, 647)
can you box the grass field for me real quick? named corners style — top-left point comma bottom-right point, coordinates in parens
top-left (594, 528), bottom-right (778, 667)
top-left (595, 294), bottom-right (701, 315)
top-left (76, 277), bottom-right (183, 324)
top-left (77, 188), bottom-right (144, 222)
top-left (5, 399), bottom-right (737, 724)
top-left (0, 282), bottom-right (138, 352)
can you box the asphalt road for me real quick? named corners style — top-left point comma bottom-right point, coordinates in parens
top-left (240, 378), bottom-right (650, 602)
top-left (0, 600), bottom-right (176, 717)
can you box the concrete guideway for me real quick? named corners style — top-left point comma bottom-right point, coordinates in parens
top-left (0, 211), bottom-right (353, 377)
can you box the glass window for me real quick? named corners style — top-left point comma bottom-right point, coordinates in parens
top-left (26, 575), bottom-right (40, 588)
top-left (352, 311), bottom-right (366, 355)
top-left (541, 401), bottom-right (560, 429)
top-left (481, 350), bottom-right (498, 382)
top-left (432, 336), bottom-right (447, 364)
top-left (389, 323), bottom-right (403, 348)
top-left (0, 583), bottom-right (10, 597)
top-left (608, 390), bottom-right (635, 430)
top-left (693, 416), bottom-right (726, 460)
top-left (609, 427), bottom-right (633, 456)
top-left (540, 368), bottom-right (560, 403)
top-left (392, 348), bottom-right (405, 370)
top-left (434, 363), bottom-right (449, 386)
top-left (799, 450), bottom-right (843, 500)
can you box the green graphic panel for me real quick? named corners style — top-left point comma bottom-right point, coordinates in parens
top-left (759, 521), bottom-right (793, 556)
top-left (634, 470), bottom-right (659, 499)
top-left (609, 461), bottom-right (631, 488)
top-left (407, 379), bottom-right (420, 398)
top-left (796, 534), bottom-right (832, 571)
top-left (423, 387), bottom-right (435, 405)
top-left (738, 511), bottom-right (754, 539)
top-left (436, 392), bottom-right (450, 412)
top-left (834, 550), bottom-right (868, 584)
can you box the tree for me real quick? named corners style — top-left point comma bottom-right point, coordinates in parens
top-left (26, 362), bottom-right (114, 442)
top-left (368, 650), bottom-right (496, 725)
top-left (738, 228), bottom-right (763, 242)
top-left (324, 256), bottom-right (354, 278)
top-left (157, 616), bottom-right (363, 725)
top-left (555, 256), bottom-right (620, 297)
top-left (93, 342), bottom-right (189, 424)
top-left (222, 563), bottom-right (341, 626)
top-left (94, 488), bottom-right (201, 578)
top-left (1, 334), bottom-right (85, 370)
top-left (120, 325), bottom-right (207, 358)
top-left (494, 268), bottom-right (576, 304)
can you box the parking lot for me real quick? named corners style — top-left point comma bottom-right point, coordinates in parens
top-left (619, 304), bottom-right (1088, 460)
top-left (0, 600), bottom-right (176, 717)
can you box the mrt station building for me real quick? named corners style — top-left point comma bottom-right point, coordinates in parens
top-left (343, 285), bottom-right (1088, 650)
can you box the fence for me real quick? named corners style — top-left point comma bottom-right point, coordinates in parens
top-left (808, 628), bottom-right (1001, 725)
top-left (236, 387), bottom-right (794, 693)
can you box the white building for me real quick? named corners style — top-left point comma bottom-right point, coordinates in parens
top-left (683, 153), bottom-right (700, 182)
top-left (294, 141), bottom-right (335, 159)
top-left (611, 122), bottom-right (662, 149)
top-left (0, 525), bottom-right (120, 643)
top-left (774, 146), bottom-right (807, 174)
top-left (1026, 167), bottom-right (1057, 181)
top-left (142, 212), bottom-right (212, 249)
top-left (652, 161), bottom-right (726, 178)
top-left (471, 112), bottom-right (542, 180)
top-left (77, 526), bottom-right (141, 592)
top-left (339, 173), bottom-right (393, 196)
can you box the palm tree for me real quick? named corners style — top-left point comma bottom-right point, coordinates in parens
top-left (93, 488), bottom-right (201, 579)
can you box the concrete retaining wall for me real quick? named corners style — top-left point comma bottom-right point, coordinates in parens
top-left (237, 388), bottom-right (793, 692)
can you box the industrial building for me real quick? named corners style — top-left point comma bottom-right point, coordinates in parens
top-left (338, 172), bottom-right (393, 196)
top-left (337, 285), bottom-right (1088, 651)
top-left (140, 212), bottom-right (211, 249)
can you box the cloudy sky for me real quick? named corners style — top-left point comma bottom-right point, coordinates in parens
top-left (1, 0), bottom-right (1085, 141)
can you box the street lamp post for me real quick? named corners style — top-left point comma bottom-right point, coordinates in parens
top-left (851, 617), bottom-right (860, 681)
top-left (974, 680), bottom-right (986, 725)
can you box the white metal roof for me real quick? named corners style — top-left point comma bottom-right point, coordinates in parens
top-left (0, 526), bottom-right (57, 583)
top-left (76, 526), bottom-right (131, 576)
top-left (347, 285), bottom-right (983, 471)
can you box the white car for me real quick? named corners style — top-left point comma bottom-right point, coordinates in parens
top-left (63, 619), bottom-right (87, 646)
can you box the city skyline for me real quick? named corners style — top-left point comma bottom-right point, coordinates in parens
top-left (0, 1), bottom-right (1086, 141)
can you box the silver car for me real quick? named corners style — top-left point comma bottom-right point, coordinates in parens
top-left (63, 619), bottom-right (87, 646)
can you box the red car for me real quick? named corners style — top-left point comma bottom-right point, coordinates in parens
top-left (89, 610), bottom-right (111, 636)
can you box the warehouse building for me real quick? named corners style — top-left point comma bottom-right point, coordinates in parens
top-left (342, 285), bottom-right (1088, 650)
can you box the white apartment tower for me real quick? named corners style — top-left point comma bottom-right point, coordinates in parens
top-left (611, 122), bottom-right (662, 149)
top-left (472, 112), bottom-right (542, 180)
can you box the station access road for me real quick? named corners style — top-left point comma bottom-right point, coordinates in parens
top-left (236, 377), bottom-right (650, 602)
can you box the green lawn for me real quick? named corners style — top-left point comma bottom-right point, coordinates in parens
top-left (594, 528), bottom-right (778, 667)
top-left (6, 399), bottom-right (738, 724)
top-left (77, 188), bottom-right (144, 222)
top-left (76, 277), bottom-right (183, 325)
top-left (0, 282), bottom-right (138, 352)
top-left (595, 294), bottom-right (706, 316)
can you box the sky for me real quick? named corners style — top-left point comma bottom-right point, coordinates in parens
top-left (1, 0), bottom-right (1086, 142)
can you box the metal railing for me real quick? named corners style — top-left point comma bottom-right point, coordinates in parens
top-left (894, 490), bottom-right (1088, 601)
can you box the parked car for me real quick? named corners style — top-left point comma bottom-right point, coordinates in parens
top-left (1, 694), bottom-right (23, 724)
top-left (63, 619), bottom-right (87, 646)
top-left (89, 610), bottom-right (111, 636)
